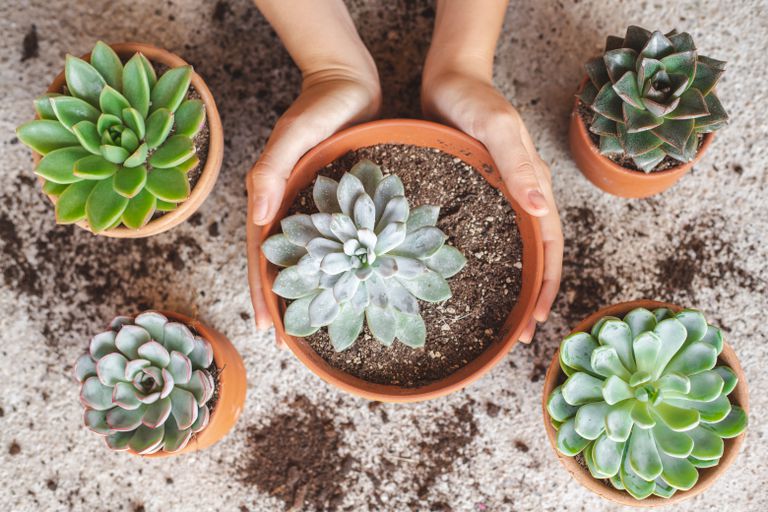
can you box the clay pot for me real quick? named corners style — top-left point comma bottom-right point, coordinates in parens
top-left (128, 311), bottom-right (247, 458)
top-left (542, 300), bottom-right (748, 506)
top-left (569, 79), bottom-right (714, 198)
top-left (31, 42), bottom-right (224, 238)
top-left (247, 119), bottom-right (544, 402)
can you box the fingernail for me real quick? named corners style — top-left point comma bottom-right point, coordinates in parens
top-left (252, 195), bottom-right (268, 224)
top-left (527, 189), bottom-right (548, 212)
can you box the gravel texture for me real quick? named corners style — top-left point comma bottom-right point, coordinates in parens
top-left (1, 1), bottom-right (767, 511)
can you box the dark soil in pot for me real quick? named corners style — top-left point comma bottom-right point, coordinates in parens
top-left (576, 100), bottom-right (703, 173)
top-left (286, 143), bottom-right (523, 387)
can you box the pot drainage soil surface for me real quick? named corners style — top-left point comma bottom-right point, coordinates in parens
top-left (287, 143), bottom-right (522, 387)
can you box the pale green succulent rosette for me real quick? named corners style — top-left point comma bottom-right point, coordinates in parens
top-left (547, 307), bottom-right (747, 500)
top-left (16, 41), bottom-right (207, 232)
top-left (579, 26), bottom-right (728, 171)
top-left (262, 159), bottom-right (467, 351)
top-left (75, 312), bottom-right (215, 455)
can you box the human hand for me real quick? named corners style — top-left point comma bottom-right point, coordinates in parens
top-left (247, 0), bottom-right (382, 336)
top-left (421, 71), bottom-right (563, 343)
top-left (247, 74), bottom-right (382, 333)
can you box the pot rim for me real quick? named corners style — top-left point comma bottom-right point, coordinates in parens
top-left (572, 77), bottom-right (715, 179)
top-left (249, 118), bottom-right (544, 402)
top-left (541, 299), bottom-right (749, 506)
top-left (32, 42), bottom-right (224, 238)
top-left (120, 310), bottom-right (246, 458)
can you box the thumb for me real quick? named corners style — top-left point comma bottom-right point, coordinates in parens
top-left (498, 152), bottom-right (550, 217)
top-left (247, 115), bottom-right (322, 225)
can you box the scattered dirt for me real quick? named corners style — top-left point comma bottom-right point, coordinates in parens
top-left (410, 401), bottom-right (479, 504)
top-left (238, 396), bottom-right (354, 511)
top-left (577, 100), bottom-right (704, 173)
top-left (0, 169), bottom-right (208, 353)
top-left (21, 24), bottom-right (38, 62)
top-left (9, 441), bottom-right (21, 455)
top-left (213, 0), bottom-right (232, 22)
top-left (283, 144), bottom-right (523, 387)
top-left (649, 213), bottom-right (765, 304)
top-left (559, 206), bottom-right (620, 324)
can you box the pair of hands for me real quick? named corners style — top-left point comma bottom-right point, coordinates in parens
top-left (247, 65), bottom-right (563, 345)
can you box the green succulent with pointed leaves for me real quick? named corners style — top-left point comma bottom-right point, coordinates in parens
top-left (578, 26), bottom-right (728, 172)
top-left (547, 307), bottom-right (747, 500)
top-left (262, 160), bottom-right (467, 351)
top-left (16, 41), bottom-right (207, 232)
top-left (75, 312), bottom-right (216, 455)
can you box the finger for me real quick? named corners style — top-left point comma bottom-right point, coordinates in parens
top-left (534, 197), bottom-right (563, 322)
top-left (248, 114), bottom-right (329, 226)
top-left (253, 282), bottom-right (273, 331)
top-left (518, 318), bottom-right (536, 344)
top-left (274, 329), bottom-right (285, 349)
top-left (245, 221), bottom-right (275, 331)
top-left (479, 116), bottom-right (550, 218)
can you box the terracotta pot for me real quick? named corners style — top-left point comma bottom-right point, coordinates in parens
top-left (569, 79), bottom-right (714, 198)
top-left (247, 119), bottom-right (544, 402)
top-left (542, 300), bottom-right (748, 506)
top-left (31, 42), bottom-right (224, 238)
top-left (127, 311), bottom-right (247, 458)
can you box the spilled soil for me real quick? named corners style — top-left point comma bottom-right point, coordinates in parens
top-left (238, 396), bottom-right (480, 511)
top-left (239, 396), bottom-right (353, 511)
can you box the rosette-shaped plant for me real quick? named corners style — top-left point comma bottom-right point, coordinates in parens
top-left (262, 160), bottom-right (466, 351)
top-left (579, 26), bottom-right (728, 171)
top-left (547, 307), bottom-right (747, 500)
top-left (75, 312), bottom-right (216, 455)
top-left (16, 41), bottom-right (206, 231)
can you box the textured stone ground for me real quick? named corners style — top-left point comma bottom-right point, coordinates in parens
top-left (1, 1), bottom-right (767, 511)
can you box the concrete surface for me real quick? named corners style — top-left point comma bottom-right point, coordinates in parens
top-left (1, 0), bottom-right (767, 511)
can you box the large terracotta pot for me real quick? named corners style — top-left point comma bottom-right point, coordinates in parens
top-left (569, 79), bottom-right (714, 198)
top-left (542, 300), bottom-right (748, 506)
top-left (31, 42), bottom-right (224, 238)
top-left (246, 119), bottom-right (544, 402)
top-left (130, 311), bottom-right (247, 458)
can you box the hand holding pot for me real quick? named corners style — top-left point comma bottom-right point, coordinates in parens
top-left (247, 0), bottom-right (382, 332)
top-left (421, 0), bottom-right (563, 342)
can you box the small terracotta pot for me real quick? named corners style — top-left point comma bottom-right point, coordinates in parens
top-left (128, 311), bottom-right (247, 458)
top-left (31, 42), bottom-right (224, 238)
top-left (569, 79), bottom-right (714, 198)
top-left (542, 300), bottom-right (748, 506)
top-left (247, 119), bottom-right (544, 402)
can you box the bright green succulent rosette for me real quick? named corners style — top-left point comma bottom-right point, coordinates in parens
top-left (579, 26), bottom-right (728, 172)
top-left (16, 41), bottom-right (207, 232)
top-left (262, 160), bottom-right (467, 351)
top-left (547, 307), bottom-right (747, 500)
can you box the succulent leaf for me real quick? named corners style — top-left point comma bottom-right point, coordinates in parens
top-left (174, 99), bottom-right (206, 137)
top-left (150, 65), bottom-right (192, 113)
top-left (548, 308), bottom-right (746, 499)
top-left (263, 162), bottom-right (465, 351)
top-left (65, 55), bottom-right (106, 106)
top-left (55, 180), bottom-right (98, 223)
top-left (90, 41), bottom-right (123, 90)
top-left (17, 120), bottom-right (80, 156)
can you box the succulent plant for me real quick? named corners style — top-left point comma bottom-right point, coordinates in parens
top-left (16, 41), bottom-right (207, 232)
top-left (75, 312), bottom-right (216, 455)
top-left (547, 307), bottom-right (747, 500)
top-left (262, 160), bottom-right (466, 351)
top-left (578, 26), bottom-right (728, 172)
